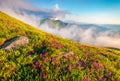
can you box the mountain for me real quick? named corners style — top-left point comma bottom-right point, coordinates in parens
top-left (40, 18), bottom-right (68, 29)
top-left (0, 11), bottom-right (120, 81)
top-left (99, 24), bottom-right (120, 32)
top-left (40, 18), bottom-right (120, 32)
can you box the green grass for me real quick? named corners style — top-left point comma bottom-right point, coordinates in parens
top-left (0, 11), bottom-right (120, 81)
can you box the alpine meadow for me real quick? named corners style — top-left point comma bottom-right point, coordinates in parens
top-left (0, 0), bottom-right (120, 81)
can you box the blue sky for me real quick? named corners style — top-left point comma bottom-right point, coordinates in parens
top-left (29, 0), bottom-right (120, 24)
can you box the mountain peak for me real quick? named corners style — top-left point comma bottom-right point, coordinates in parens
top-left (39, 18), bottom-right (67, 29)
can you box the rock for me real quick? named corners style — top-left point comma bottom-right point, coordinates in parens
top-left (2, 36), bottom-right (29, 51)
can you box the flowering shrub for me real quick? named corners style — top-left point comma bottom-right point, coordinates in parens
top-left (0, 12), bottom-right (120, 81)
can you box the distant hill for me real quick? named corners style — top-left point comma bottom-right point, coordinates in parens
top-left (39, 18), bottom-right (118, 32)
top-left (0, 11), bottom-right (120, 81)
top-left (40, 18), bottom-right (68, 29)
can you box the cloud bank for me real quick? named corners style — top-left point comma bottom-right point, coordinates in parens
top-left (0, 0), bottom-right (67, 26)
top-left (0, 0), bottom-right (120, 49)
top-left (40, 23), bottom-right (120, 49)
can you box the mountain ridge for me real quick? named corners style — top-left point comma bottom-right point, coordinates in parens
top-left (40, 18), bottom-right (68, 29)
top-left (39, 18), bottom-right (120, 32)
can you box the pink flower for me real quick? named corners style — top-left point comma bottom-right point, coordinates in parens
top-left (98, 77), bottom-right (102, 80)
top-left (39, 73), bottom-right (46, 78)
top-left (93, 61), bottom-right (98, 66)
top-left (52, 58), bottom-right (57, 61)
top-left (44, 52), bottom-right (48, 56)
top-left (99, 65), bottom-right (104, 70)
top-left (52, 39), bottom-right (57, 43)
top-left (39, 73), bottom-right (43, 78)
top-left (109, 71), bottom-right (112, 75)
top-left (39, 53), bottom-right (43, 57)
top-left (43, 57), bottom-right (49, 62)
top-left (93, 61), bottom-right (104, 70)
top-left (35, 61), bottom-right (39, 65)
top-left (43, 74), bottom-right (46, 78)
top-left (63, 55), bottom-right (67, 59)
top-left (85, 78), bottom-right (90, 81)
top-left (40, 66), bottom-right (44, 70)
top-left (54, 45), bottom-right (58, 48)
top-left (34, 65), bottom-right (36, 69)
top-left (67, 65), bottom-right (72, 71)
top-left (77, 63), bottom-right (81, 67)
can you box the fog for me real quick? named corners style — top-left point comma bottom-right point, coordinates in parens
top-left (40, 23), bottom-right (120, 48)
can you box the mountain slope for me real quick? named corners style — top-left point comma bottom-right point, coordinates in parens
top-left (0, 11), bottom-right (120, 81)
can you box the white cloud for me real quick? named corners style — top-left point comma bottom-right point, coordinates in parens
top-left (54, 4), bottom-right (60, 11)
top-left (39, 22), bottom-right (120, 49)
top-left (0, 0), bottom-right (68, 25)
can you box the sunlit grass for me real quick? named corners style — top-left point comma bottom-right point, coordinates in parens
top-left (0, 11), bottom-right (120, 81)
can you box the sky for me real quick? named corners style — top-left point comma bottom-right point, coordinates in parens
top-left (29, 0), bottom-right (120, 24)
top-left (0, 0), bottom-right (120, 24)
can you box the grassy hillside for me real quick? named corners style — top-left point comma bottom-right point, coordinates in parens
top-left (0, 11), bottom-right (120, 81)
